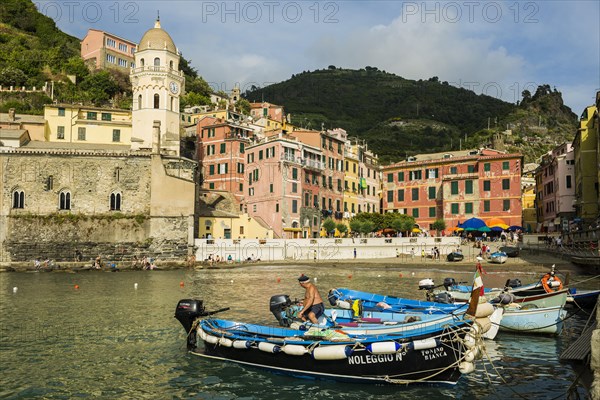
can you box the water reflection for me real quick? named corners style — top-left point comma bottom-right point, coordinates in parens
top-left (0, 266), bottom-right (591, 399)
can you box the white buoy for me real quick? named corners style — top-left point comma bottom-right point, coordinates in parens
top-left (230, 280), bottom-right (234, 283)
top-left (411, 272), bottom-right (415, 276)
top-left (377, 274), bottom-right (381, 278)
top-left (314, 277), bottom-right (317, 282)
top-left (134, 283), bottom-right (138, 289)
top-left (12, 287), bottom-right (18, 293)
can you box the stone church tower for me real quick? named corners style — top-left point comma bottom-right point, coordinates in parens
top-left (130, 18), bottom-right (185, 155)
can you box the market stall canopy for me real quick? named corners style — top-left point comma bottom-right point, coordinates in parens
top-left (461, 217), bottom-right (487, 230)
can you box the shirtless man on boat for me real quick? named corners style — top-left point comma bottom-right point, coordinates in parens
top-left (297, 275), bottom-right (325, 324)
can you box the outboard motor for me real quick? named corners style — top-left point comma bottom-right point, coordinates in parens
top-left (270, 294), bottom-right (292, 327)
top-left (505, 278), bottom-right (522, 288)
top-left (433, 292), bottom-right (454, 304)
top-left (443, 277), bottom-right (456, 290)
top-left (327, 290), bottom-right (339, 306)
top-left (418, 278), bottom-right (435, 290)
top-left (174, 299), bottom-right (206, 349)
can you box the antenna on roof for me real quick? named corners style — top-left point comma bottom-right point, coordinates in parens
top-left (157, 10), bottom-right (160, 21)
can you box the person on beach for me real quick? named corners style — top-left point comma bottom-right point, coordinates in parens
top-left (297, 275), bottom-right (324, 324)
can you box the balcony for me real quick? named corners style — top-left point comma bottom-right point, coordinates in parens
top-left (302, 158), bottom-right (324, 171)
top-left (131, 66), bottom-right (184, 76)
top-left (281, 153), bottom-right (301, 164)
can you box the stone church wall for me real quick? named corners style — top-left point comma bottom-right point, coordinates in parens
top-left (0, 151), bottom-right (194, 264)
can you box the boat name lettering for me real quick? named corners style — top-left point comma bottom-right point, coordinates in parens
top-left (421, 346), bottom-right (447, 361)
top-left (347, 353), bottom-right (402, 365)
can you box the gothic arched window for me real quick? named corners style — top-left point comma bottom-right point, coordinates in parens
top-left (59, 191), bottom-right (71, 210)
top-left (110, 192), bottom-right (122, 211)
top-left (12, 189), bottom-right (24, 209)
top-left (154, 93), bottom-right (160, 109)
top-left (138, 94), bottom-right (142, 110)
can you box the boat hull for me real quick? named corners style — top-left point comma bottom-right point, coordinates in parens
top-left (499, 306), bottom-right (567, 335)
top-left (194, 324), bottom-right (468, 384)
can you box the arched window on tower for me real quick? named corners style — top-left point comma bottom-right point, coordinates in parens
top-left (110, 192), bottom-right (122, 211)
top-left (169, 60), bottom-right (173, 70)
top-left (170, 96), bottom-right (174, 111)
top-left (154, 57), bottom-right (160, 70)
top-left (154, 94), bottom-right (160, 109)
top-left (12, 189), bottom-right (24, 209)
top-left (59, 191), bottom-right (71, 210)
top-left (138, 94), bottom-right (142, 110)
top-left (140, 58), bottom-right (145, 67)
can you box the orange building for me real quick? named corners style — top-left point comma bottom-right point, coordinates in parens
top-left (382, 149), bottom-right (523, 233)
top-left (81, 29), bottom-right (137, 70)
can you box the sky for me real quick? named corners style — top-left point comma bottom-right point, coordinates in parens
top-left (39, 0), bottom-right (599, 113)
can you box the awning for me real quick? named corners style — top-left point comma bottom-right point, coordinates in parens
top-left (283, 227), bottom-right (302, 232)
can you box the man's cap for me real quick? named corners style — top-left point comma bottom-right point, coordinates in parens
top-left (298, 275), bottom-right (310, 283)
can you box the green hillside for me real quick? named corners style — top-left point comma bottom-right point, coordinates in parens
top-left (245, 67), bottom-right (577, 163)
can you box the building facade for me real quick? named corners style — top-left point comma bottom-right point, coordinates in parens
top-left (535, 143), bottom-right (575, 232)
top-left (572, 104), bottom-right (599, 222)
top-left (44, 104), bottom-right (131, 146)
top-left (382, 149), bottom-right (523, 233)
top-left (81, 29), bottom-right (137, 71)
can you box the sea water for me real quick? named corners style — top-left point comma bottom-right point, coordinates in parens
top-left (0, 265), bottom-right (593, 399)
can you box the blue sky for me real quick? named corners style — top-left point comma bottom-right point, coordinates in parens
top-left (40, 0), bottom-right (599, 113)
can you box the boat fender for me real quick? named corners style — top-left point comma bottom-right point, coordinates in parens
top-left (233, 340), bottom-right (251, 349)
top-left (475, 302), bottom-right (495, 318)
top-left (464, 348), bottom-right (477, 363)
top-left (463, 333), bottom-right (477, 348)
top-left (258, 342), bottom-right (281, 353)
top-left (475, 317), bottom-right (492, 334)
top-left (281, 344), bottom-right (308, 356)
top-left (218, 337), bottom-right (233, 347)
top-left (336, 300), bottom-right (352, 310)
top-left (492, 293), bottom-right (514, 305)
top-left (475, 344), bottom-right (484, 360)
top-left (366, 341), bottom-right (402, 354)
top-left (411, 338), bottom-right (439, 351)
top-left (204, 334), bottom-right (219, 344)
top-left (459, 361), bottom-right (475, 374)
top-left (312, 345), bottom-right (353, 360)
top-left (478, 295), bottom-right (488, 304)
top-left (376, 302), bottom-right (392, 309)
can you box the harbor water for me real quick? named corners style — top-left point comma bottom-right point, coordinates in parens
top-left (0, 265), bottom-right (594, 399)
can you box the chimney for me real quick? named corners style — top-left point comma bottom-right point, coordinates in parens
top-left (8, 108), bottom-right (15, 122)
top-left (152, 120), bottom-right (161, 154)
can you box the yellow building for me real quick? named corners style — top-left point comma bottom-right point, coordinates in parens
top-left (44, 104), bottom-right (132, 146)
top-left (573, 104), bottom-right (599, 221)
top-left (343, 141), bottom-right (360, 218)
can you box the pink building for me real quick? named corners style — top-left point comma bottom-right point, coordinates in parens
top-left (249, 102), bottom-right (285, 123)
top-left (289, 130), bottom-right (345, 221)
top-left (535, 143), bottom-right (575, 232)
top-left (245, 133), bottom-right (305, 238)
top-left (81, 29), bottom-right (137, 70)
top-left (382, 149), bottom-right (523, 233)
top-left (197, 116), bottom-right (254, 205)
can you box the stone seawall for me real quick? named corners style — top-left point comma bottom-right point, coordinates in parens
top-left (1, 215), bottom-right (191, 264)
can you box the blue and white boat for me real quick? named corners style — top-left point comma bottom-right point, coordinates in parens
top-left (327, 287), bottom-right (468, 314)
top-left (498, 305), bottom-right (567, 335)
top-left (174, 299), bottom-right (482, 385)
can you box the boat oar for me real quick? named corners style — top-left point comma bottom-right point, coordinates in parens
top-left (205, 307), bottom-right (230, 316)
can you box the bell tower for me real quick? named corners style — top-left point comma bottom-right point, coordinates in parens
top-left (130, 18), bottom-right (185, 155)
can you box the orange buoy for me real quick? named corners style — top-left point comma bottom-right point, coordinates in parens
top-left (74, 284), bottom-right (79, 289)
top-left (347, 274), bottom-right (352, 279)
top-left (399, 273), bottom-right (403, 278)
top-left (277, 277), bottom-right (281, 283)
top-left (179, 281), bottom-right (185, 288)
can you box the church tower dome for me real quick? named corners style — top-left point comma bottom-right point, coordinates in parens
top-left (138, 19), bottom-right (177, 54)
